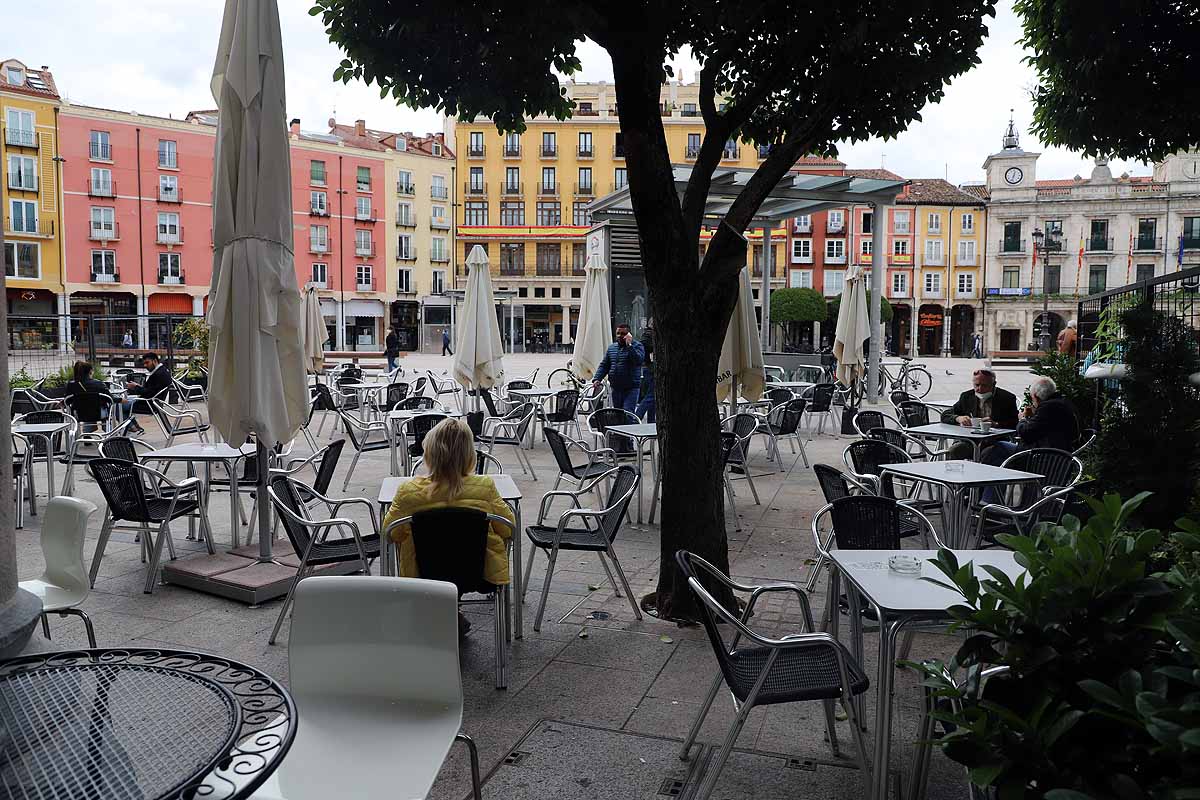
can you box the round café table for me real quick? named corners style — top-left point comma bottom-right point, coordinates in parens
top-left (0, 648), bottom-right (295, 800)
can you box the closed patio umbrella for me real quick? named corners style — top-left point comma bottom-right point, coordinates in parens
top-left (453, 245), bottom-right (505, 410)
top-left (208, 0), bottom-right (306, 561)
top-left (717, 266), bottom-right (765, 416)
top-left (571, 253), bottom-right (612, 380)
top-left (833, 263), bottom-right (870, 388)
top-left (302, 284), bottom-right (327, 374)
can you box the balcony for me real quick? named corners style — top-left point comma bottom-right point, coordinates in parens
top-left (577, 146), bottom-right (593, 159)
top-left (824, 252), bottom-right (847, 265)
top-left (355, 241), bottom-right (375, 258)
top-left (91, 271), bottom-right (119, 283)
top-left (467, 144), bottom-right (485, 159)
top-left (156, 227), bottom-right (183, 245)
top-left (922, 288), bottom-right (945, 300)
top-left (90, 142), bottom-right (112, 161)
top-left (309, 204), bottom-right (330, 217)
top-left (5, 128), bottom-right (36, 148)
top-left (1086, 236), bottom-right (1114, 252)
top-left (87, 179), bottom-right (115, 198)
top-left (826, 220), bottom-right (844, 234)
top-left (924, 254), bottom-right (945, 266)
top-left (431, 251), bottom-right (450, 264)
top-left (571, 262), bottom-right (586, 276)
top-left (396, 248), bottom-right (416, 261)
top-left (537, 182), bottom-right (559, 198)
top-left (7, 176), bottom-right (37, 192)
top-left (6, 218), bottom-right (55, 238)
top-left (540, 144), bottom-right (557, 158)
top-left (894, 225), bottom-right (911, 235)
top-left (501, 182), bottom-right (523, 196)
top-left (158, 271), bottom-right (184, 285)
top-left (158, 185), bottom-right (181, 203)
top-left (464, 181), bottom-right (487, 196)
top-left (309, 241), bottom-right (330, 254)
top-left (791, 252), bottom-right (814, 265)
top-left (681, 108), bottom-right (700, 118)
top-left (536, 261), bottom-right (562, 277)
top-left (431, 186), bottom-right (449, 200)
top-left (355, 207), bottom-right (377, 223)
top-left (89, 223), bottom-right (120, 242)
top-left (396, 212), bottom-right (416, 227)
top-left (500, 262), bottom-right (525, 277)
top-left (721, 147), bottom-right (740, 161)
top-left (356, 277), bottom-right (375, 292)
top-left (794, 219), bottom-right (812, 234)
top-left (574, 182), bottom-right (593, 197)
top-left (1135, 235), bottom-right (1163, 252)
top-left (686, 146), bottom-right (701, 159)
top-left (613, 145), bottom-right (626, 159)
top-left (958, 254), bottom-right (977, 266)
top-left (1183, 236), bottom-right (1200, 250)
top-left (356, 182), bottom-right (371, 193)
top-left (503, 144), bottom-right (521, 158)
top-left (999, 239), bottom-right (1026, 255)
top-left (311, 175), bottom-right (327, 187)
top-left (310, 280), bottom-right (327, 289)
top-left (396, 182), bottom-right (415, 196)
top-left (429, 218), bottom-right (450, 230)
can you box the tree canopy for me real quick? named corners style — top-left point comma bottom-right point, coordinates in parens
top-left (828, 292), bottom-right (893, 325)
top-left (771, 288), bottom-right (826, 323)
top-left (1014, 0), bottom-right (1200, 161)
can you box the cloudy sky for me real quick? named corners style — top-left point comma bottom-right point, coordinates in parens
top-left (5, 1), bottom-right (1146, 184)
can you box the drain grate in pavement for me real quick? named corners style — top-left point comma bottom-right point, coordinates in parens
top-left (694, 747), bottom-right (879, 800)
top-left (504, 750), bottom-right (531, 766)
top-left (657, 778), bottom-right (685, 796)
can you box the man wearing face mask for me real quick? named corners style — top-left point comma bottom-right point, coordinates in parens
top-left (942, 368), bottom-right (1019, 430)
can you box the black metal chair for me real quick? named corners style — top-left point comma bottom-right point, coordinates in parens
top-left (388, 508), bottom-right (514, 688)
top-left (889, 389), bottom-right (916, 409)
top-left (266, 474), bottom-right (379, 644)
top-left (720, 413), bottom-right (762, 505)
top-left (409, 448), bottom-right (504, 477)
top-left (427, 371), bottom-right (463, 411)
top-left (58, 416), bottom-right (133, 494)
top-left (396, 412), bottom-right (451, 476)
top-left (63, 392), bottom-right (113, 431)
top-left (896, 400), bottom-right (932, 428)
top-left (543, 427), bottom-right (615, 509)
top-left (539, 389), bottom-right (581, 438)
top-left (852, 409), bottom-right (899, 438)
top-left (479, 402), bottom-right (538, 479)
top-left (675, 550), bottom-right (872, 800)
top-left (1072, 427), bottom-right (1098, 457)
top-left (336, 409), bottom-right (393, 490)
top-left (803, 464), bottom-right (874, 591)
top-left (368, 381), bottom-right (410, 418)
top-left (585, 407), bottom-right (639, 459)
top-left (970, 448), bottom-right (1084, 547)
top-left (148, 397), bottom-right (211, 445)
top-left (398, 395), bottom-right (438, 411)
top-left (248, 439), bottom-right (348, 544)
top-left (765, 387), bottom-right (794, 408)
top-left (843, 438), bottom-right (910, 496)
top-left (87, 458), bottom-right (215, 594)
top-left (502, 380), bottom-right (533, 412)
top-left (804, 383), bottom-right (837, 433)
top-left (524, 465), bottom-right (640, 631)
top-left (761, 398), bottom-right (809, 470)
top-left (11, 436), bottom-right (32, 529)
top-left (306, 383), bottom-right (340, 443)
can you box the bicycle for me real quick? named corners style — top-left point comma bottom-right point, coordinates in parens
top-left (547, 360), bottom-right (588, 391)
top-left (825, 356), bottom-right (932, 407)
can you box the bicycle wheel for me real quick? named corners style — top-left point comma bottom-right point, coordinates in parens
top-left (547, 368), bottom-right (579, 390)
top-left (902, 367), bottom-right (932, 398)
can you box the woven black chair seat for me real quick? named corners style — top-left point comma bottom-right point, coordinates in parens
top-left (354, 438), bottom-right (389, 453)
top-left (170, 423), bottom-right (211, 435)
top-left (571, 462), bottom-right (613, 480)
top-left (120, 496), bottom-right (199, 524)
top-left (725, 643), bottom-right (869, 705)
top-left (525, 524), bottom-right (606, 551)
top-left (486, 435), bottom-right (524, 447)
top-left (306, 534), bottom-right (381, 566)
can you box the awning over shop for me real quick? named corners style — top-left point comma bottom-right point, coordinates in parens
top-left (319, 298), bottom-right (337, 317)
top-left (148, 293), bottom-right (194, 314)
top-left (344, 299), bottom-right (383, 318)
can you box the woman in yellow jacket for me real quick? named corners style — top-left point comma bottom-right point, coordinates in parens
top-left (382, 418), bottom-right (514, 631)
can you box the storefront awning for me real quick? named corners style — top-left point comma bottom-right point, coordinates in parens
top-left (319, 298), bottom-right (337, 317)
top-left (345, 299), bottom-right (384, 318)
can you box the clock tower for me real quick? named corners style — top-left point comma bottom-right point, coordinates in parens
top-left (982, 112), bottom-right (1039, 192)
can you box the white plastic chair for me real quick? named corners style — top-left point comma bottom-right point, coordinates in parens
top-left (251, 576), bottom-right (482, 800)
top-left (20, 496), bottom-right (100, 647)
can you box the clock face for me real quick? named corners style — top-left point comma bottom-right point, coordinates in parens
top-left (1185, 160), bottom-right (1200, 180)
top-left (1004, 167), bottom-right (1024, 185)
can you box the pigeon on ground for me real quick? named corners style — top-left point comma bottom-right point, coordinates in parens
top-left (945, 370), bottom-right (954, 376)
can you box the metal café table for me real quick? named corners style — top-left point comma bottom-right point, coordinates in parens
top-left (880, 460), bottom-right (1043, 548)
top-left (0, 647), bottom-right (295, 800)
top-left (905, 421), bottom-right (1015, 461)
top-left (765, 381), bottom-right (815, 392)
top-left (13, 420), bottom-right (74, 505)
top-left (506, 387), bottom-right (558, 444)
top-left (606, 423), bottom-right (658, 524)
top-left (378, 472), bottom-right (527, 638)
top-left (340, 381), bottom-right (390, 419)
top-left (829, 549), bottom-right (1024, 800)
top-left (146, 442), bottom-right (256, 547)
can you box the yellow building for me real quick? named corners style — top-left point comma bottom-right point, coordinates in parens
top-left (1, 58), bottom-right (64, 338)
top-left (900, 179), bottom-right (986, 356)
top-left (452, 79), bottom-right (769, 350)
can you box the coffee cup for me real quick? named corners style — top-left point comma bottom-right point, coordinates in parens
top-left (980, 420), bottom-right (992, 433)
top-left (970, 416), bottom-right (982, 431)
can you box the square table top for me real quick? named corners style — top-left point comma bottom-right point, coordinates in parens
top-left (340, 381), bottom-right (390, 391)
top-left (148, 442), bottom-right (255, 460)
top-left (906, 422), bottom-right (1015, 441)
top-left (507, 387), bottom-right (557, 397)
top-left (386, 409), bottom-right (462, 421)
top-left (766, 381), bottom-right (816, 390)
top-left (13, 422), bottom-right (73, 435)
top-left (829, 549), bottom-right (1023, 615)
top-left (378, 473), bottom-right (522, 506)
top-left (881, 459), bottom-right (1042, 487)
top-left (607, 423), bottom-right (659, 438)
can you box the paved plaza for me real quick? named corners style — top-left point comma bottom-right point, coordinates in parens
top-left (13, 354), bottom-right (1035, 799)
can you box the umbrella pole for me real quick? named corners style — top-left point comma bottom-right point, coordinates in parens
top-left (256, 439), bottom-right (273, 562)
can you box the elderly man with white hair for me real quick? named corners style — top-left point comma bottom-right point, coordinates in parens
top-left (1057, 319), bottom-right (1078, 356)
top-left (983, 375), bottom-right (1080, 466)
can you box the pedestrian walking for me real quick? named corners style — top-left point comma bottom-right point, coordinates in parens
top-left (1057, 320), bottom-right (1078, 357)
top-left (385, 325), bottom-right (401, 372)
top-left (592, 322), bottom-right (645, 413)
top-left (122, 330), bottom-right (134, 349)
top-left (971, 331), bottom-right (983, 359)
top-left (442, 328), bottom-right (454, 356)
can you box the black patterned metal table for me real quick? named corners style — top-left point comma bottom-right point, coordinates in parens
top-left (0, 648), bottom-right (295, 800)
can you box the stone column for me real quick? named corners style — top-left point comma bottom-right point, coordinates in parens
top-left (562, 304), bottom-right (572, 345)
top-left (191, 295), bottom-right (204, 316)
top-left (868, 201), bottom-right (887, 400)
top-left (137, 295), bottom-right (150, 350)
top-left (58, 292), bottom-right (71, 354)
top-left (335, 300), bottom-right (347, 351)
top-left (759, 225), bottom-right (772, 351)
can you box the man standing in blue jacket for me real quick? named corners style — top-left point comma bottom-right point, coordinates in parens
top-left (592, 322), bottom-right (645, 413)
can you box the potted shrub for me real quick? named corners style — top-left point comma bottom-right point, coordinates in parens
top-left (173, 317), bottom-right (210, 389)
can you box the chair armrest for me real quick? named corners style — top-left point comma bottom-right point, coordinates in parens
top-left (324, 496), bottom-right (380, 536)
top-left (130, 463), bottom-right (202, 494)
top-left (745, 582), bottom-right (816, 631)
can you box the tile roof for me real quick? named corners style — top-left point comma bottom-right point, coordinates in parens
top-left (844, 168), bottom-right (904, 181)
top-left (959, 183), bottom-right (990, 201)
top-left (897, 178), bottom-right (984, 206)
top-left (329, 118), bottom-right (455, 159)
top-left (0, 60), bottom-right (59, 100)
top-left (793, 156), bottom-right (846, 167)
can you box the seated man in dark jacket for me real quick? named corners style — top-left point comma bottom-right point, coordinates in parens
top-left (119, 352), bottom-right (173, 433)
top-left (984, 376), bottom-right (1079, 466)
top-left (591, 323), bottom-right (645, 413)
top-left (942, 367), bottom-right (1020, 430)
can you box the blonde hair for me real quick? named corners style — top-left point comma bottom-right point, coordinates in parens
top-left (423, 418), bottom-right (477, 500)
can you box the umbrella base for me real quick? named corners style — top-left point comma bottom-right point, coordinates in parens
top-left (161, 545), bottom-right (360, 606)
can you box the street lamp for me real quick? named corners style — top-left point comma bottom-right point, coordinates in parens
top-left (1030, 228), bottom-right (1053, 352)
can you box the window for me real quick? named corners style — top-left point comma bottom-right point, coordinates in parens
top-left (396, 234), bottom-right (413, 259)
top-left (789, 269), bottom-right (813, 289)
top-left (1184, 217), bottom-right (1200, 248)
top-left (355, 264), bottom-right (373, 289)
top-left (311, 263), bottom-right (328, 286)
top-left (792, 238), bottom-right (812, 263)
top-left (7, 155), bottom-right (35, 189)
top-left (90, 207), bottom-right (115, 235)
top-left (431, 141), bottom-right (442, 156)
top-left (891, 272), bottom-right (908, 296)
top-left (686, 133), bottom-right (701, 158)
top-left (468, 166), bottom-right (484, 193)
top-left (310, 191), bottom-right (327, 215)
top-left (957, 240), bottom-right (977, 264)
top-left (396, 202), bottom-right (413, 226)
top-left (828, 209), bottom-right (845, 232)
top-left (862, 212), bottom-right (873, 234)
top-left (1136, 218), bottom-right (1158, 249)
top-left (156, 212), bottom-right (180, 243)
top-left (892, 210), bottom-right (910, 233)
top-left (927, 212), bottom-right (942, 233)
top-left (536, 243), bottom-right (561, 275)
top-left (1136, 264), bottom-right (1155, 282)
top-left (825, 239), bottom-right (845, 261)
top-left (1002, 265), bottom-right (1020, 288)
top-left (614, 168), bottom-right (627, 190)
top-left (3, 242), bottom-right (38, 279)
top-left (396, 169), bottom-right (412, 193)
top-left (578, 132), bottom-right (592, 156)
top-left (572, 242), bottom-right (587, 274)
top-left (577, 167), bottom-right (592, 192)
top-left (431, 269), bottom-right (446, 295)
top-left (310, 225), bottom-right (329, 252)
top-left (159, 174), bottom-right (178, 200)
top-left (1088, 218), bottom-right (1110, 250)
top-left (541, 167), bottom-right (556, 192)
top-left (91, 250), bottom-right (116, 279)
top-left (500, 243), bottom-right (525, 275)
top-left (924, 239), bottom-right (944, 264)
top-left (500, 201), bottom-right (525, 226)
top-left (431, 175), bottom-right (447, 199)
top-left (5, 109), bottom-right (34, 146)
top-left (157, 140), bottom-right (177, 168)
top-left (682, 102), bottom-right (698, 117)
top-left (9, 200), bottom-right (36, 233)
top-left (957, 272), bottom-right (974, 295)
top-left (722, 138), bottom-right (738, 159)
top-left (355, 229), bottom-right (373, 256)
top-left (463, 201), bottom-right (488, 226)
top-left (6, 66), bottom-right (24, 85)
top-left (1002, 220), bottom-right (1023, 252)
top-left (396, 268), bottom-right (413, 293)
top-left (893, 240), bottom-right (909, 256)
top-left (355, 196), bottom-right (372, 220)
top-left (961, 212), bottom-right (975, 233)
top-left (824, 270), bottom-right (845, 296)
top-left (89, 130), bottom-right (111, 160)
top-left (430, 236), bottom-right (448, 262)
top-left (573, 202), bottom-right (590, 227)
top-left (158, 252), bottom-right (181, 282)
top-left (924, 271), bottom-right (942, 295)
top-left (504, 167), bottom-right (520, 193)
top-left (1044, 263), bottom-right (1061, 294)
top-left (310, 160), bottom-right (327, 186)
top-left (468, 131), bottom-right (484, 155)
top-left (541, 131), bottom-right (556, 156)
top-left (614, 132), bottom-right (626, 157)
top-left (794, 214), bottom-right (811, 233)
top-left (861, 240), bottom-right (873, 256)
top-left (535, 201), bottom-right (560, 226)
top-left (1089, 266), bottom-right (1107, 294)
top-left (355, 166), bottom-right (371, 192)
top-left (504, 132), bottom-right (520, 156)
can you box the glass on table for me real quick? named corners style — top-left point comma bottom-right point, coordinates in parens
top-left (944, 461), bottom-right (964, 473)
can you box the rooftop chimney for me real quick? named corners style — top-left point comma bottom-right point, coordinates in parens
top-left (355, 119), bottom-right (366, 137)
top-left (289, 118), bottom-right (300, 135)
